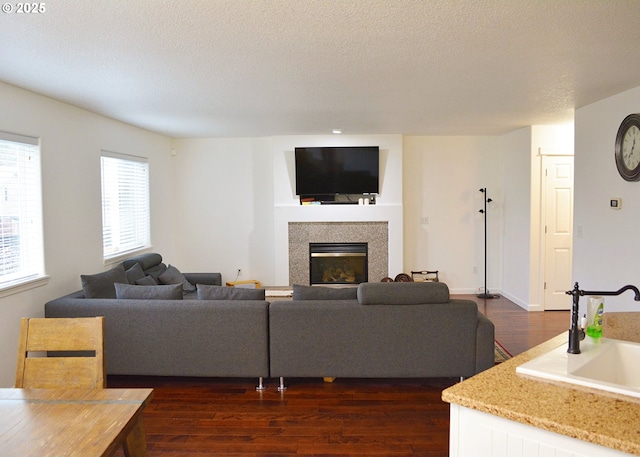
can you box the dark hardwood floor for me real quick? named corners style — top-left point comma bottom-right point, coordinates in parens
top-left (468, 294), bottom-right (570, 356)
top-left (110, 295), bottom-right (569, 457)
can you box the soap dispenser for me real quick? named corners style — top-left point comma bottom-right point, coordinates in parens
top-left (586, 296), bottom-right (604, 338)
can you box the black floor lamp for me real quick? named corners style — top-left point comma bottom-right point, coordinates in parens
top-left (478, 188), bottom-right (498, 299)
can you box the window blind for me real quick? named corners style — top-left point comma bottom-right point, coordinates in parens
top-left (101, 152), bottom-right (150, 259)
top-left (0, 132), bottom-right (44, 286)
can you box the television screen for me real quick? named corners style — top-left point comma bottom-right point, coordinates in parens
top-left (295, 146), bottom-right (379, 196)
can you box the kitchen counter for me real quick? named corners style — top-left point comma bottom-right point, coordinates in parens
top-left (442, 332), bottom-right (640, 456)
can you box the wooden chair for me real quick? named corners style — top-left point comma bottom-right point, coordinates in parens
top-left (15, 317), bottom-right (106, 389)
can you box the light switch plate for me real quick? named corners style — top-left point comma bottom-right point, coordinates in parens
top-left (610, 198), bottom-right (622, 209)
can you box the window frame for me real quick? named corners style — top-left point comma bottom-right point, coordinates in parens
top-left (100, 150), bottom-right (151, 262)
top-left (0, 131), bottom-right (47, 296)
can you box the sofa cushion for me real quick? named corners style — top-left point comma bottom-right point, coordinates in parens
top-left (292, 284), bottom-right (358, 300)
top-left (135, 275), bottom-right (158, 285)
top-left (158, 264), bottom-right (196, 292)
top-left (115, 283), bottom-right (183, 300)
top-left (125, 263), bottom-right (146, 285)
top-left (197, 284), bottom-right (266, 300)
top-left (122, 252), bottom-right (163, 271)
top-left (80, 264), bottom-right (128, 299)
top-left (357, 282), bottom-right (450, 305)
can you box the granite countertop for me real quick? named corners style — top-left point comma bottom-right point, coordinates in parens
top-left (442, 332), bottom-right (640, 455)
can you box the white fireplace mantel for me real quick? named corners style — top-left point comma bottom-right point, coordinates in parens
top-left (273, 204), bottom-right (403, 286)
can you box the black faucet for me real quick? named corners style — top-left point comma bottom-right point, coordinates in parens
top-left (565, 282), bottom-right (640, 354)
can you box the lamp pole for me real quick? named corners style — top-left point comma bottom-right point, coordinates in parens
top-left (478, 188), bottom-right (497, 299)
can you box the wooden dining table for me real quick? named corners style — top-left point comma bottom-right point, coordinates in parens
top-left (0, 387), bottom-right (153, 457)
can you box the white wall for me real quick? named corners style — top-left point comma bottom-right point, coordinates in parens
top-left (0, 82), bottom-right (174, 387)
top-left (169, 134), bottom-right (520, 293)
top-left (173, 134), bottom-right (403, 286)
top-left (499, 124), bottom-right (574, 310)
top-left (499, 127), bottom-right (532, 306)
top-left (170, 137), bottom-right (275, 282)
top-left (403, 136), bottom-right (501, 293)
top-left (574, 85), bottom-right (640, 312)
top-left (176, 133), bottom-right (531, 294)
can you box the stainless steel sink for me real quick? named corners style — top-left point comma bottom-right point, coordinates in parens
top-left (516, 337), bottom-right (640, 398)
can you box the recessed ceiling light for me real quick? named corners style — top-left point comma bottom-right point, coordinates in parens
top-left (332, 129), bottom-right (342, 134)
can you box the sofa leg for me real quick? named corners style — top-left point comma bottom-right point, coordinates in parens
top-left (277, 377), bottom-right (287, 391)
top-left (256, 377), bottom-right (266, 391)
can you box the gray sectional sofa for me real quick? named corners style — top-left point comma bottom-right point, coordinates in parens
top-left (44, 253), bottom-right (495, 387)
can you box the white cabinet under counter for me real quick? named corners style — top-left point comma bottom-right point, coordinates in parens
top-left (449, 404), bottom-right (633, 457)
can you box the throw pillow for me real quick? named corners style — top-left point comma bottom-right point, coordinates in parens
top-left (135, 275), bottom-right (158, 285)
top-left (357, 282), bottom-right (450, 305)
top-left (197, 284), bottom-right (266, 300)
top-left (125, 263), bottom-right (146, 285)
top-left (80, 264), bottom-right (128, 299)
top-left (115, 283), bottom-right (183, 300)
top-left (158, 264), bottom-right (196, 292)
top-left (145, 263), bottom-right (167, 282)
top-left (292, 284), bottom-right (358, 300)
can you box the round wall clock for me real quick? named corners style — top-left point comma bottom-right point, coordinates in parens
top-left (615, 113), bottom-right (640, 181)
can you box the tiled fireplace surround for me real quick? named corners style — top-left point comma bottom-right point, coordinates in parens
top-left (288, 222), bottom-right (389, 285)
top-left (272, 203), bottom-right (403, 285)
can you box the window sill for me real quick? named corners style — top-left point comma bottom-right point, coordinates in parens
top-left (0, 275), bottom-right (50, 299)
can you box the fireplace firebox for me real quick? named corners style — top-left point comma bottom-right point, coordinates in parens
top-left (309, 242), bottom-right (368, 285)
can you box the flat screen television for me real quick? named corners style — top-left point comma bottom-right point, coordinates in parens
top-left (295, 146), bottom-right (379, 196)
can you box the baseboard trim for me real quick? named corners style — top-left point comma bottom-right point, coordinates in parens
top-left (499, 290), bottom-right (543, 312)
top-left (449, 288), bottom-right (482, 295)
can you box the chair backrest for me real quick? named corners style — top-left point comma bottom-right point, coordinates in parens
top-left (15, 317), bottom-right (106, 389)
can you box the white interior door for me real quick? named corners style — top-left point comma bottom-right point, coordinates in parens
top-left (543, 155), bottom-right (574, 310)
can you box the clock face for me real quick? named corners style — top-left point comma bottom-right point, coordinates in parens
top-left (615, 114), bottom-right (640, 181)
top-left (622, 125), bottom-right (640, 170)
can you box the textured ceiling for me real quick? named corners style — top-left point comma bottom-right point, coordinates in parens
top-left (2, 0), bottom-right (640, 138)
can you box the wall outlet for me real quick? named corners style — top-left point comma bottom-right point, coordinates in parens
top-left (473, 266), bottom-right (478, 274)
